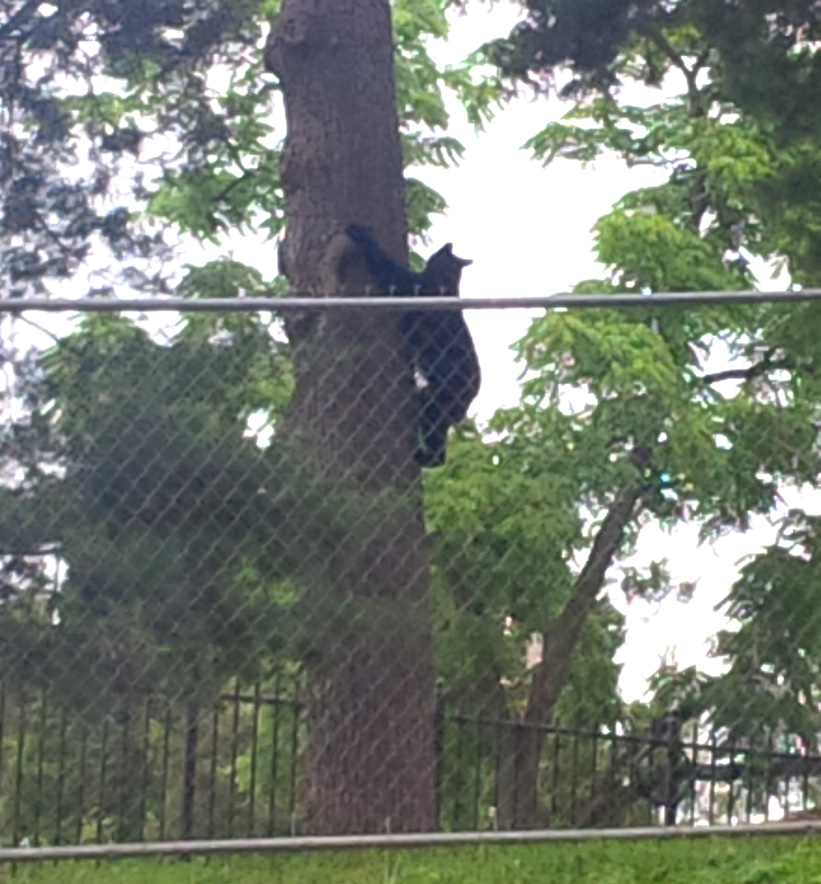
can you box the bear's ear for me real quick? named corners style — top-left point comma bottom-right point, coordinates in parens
top-left (441, 244), bottom-right (473, 267)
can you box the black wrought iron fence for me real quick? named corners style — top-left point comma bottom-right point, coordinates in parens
top-left (438, 713), bottom-right (821, 831)
top-left (0, 680), bottom-right (305, 847)
top-left (2, 681), bottom-right (820, 847)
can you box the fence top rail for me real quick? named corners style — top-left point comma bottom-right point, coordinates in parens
top-left (2, 822), bottom-right (821, 863)
top-left (0, 289), bottom-right (819, 314)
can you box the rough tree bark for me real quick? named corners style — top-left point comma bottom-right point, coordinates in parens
top-left (264, 0), bottom-right (437, 833)
top-left (496, 451), bottom-right (650, 829)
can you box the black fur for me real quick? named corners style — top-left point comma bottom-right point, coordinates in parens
top-left (346, 225), bottom-right (481, 467)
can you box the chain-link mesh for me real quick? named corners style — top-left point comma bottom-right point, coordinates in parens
top-left (0, 299), bottom-right (819, 852)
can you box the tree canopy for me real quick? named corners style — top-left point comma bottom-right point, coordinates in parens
top-left (479, 0), bottom-right (821, 759)
top-left (487, 0), bottom-right (821, 280)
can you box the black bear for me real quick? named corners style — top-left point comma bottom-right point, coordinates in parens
top-left (346, 224), bottom-right (481, 467)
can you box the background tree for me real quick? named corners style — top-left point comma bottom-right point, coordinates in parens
top-left (487, 0), bottom-right (821, 279)
top-left (0, 0), bottom-right (503, 837)
top-left (423, 0), bottom-right (821, 826)
top-left (698, 512), bottom-right (821, 747)
top-left (0, 295), bottom-right (324, 839)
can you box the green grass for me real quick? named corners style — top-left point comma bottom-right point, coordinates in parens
top-left (4, 836), bottom-right (821, 884)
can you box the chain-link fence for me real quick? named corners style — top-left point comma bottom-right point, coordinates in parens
top-left (1, 295), bottom-right (821, 857)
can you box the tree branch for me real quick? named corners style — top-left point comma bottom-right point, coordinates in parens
top-left (0, 0), bottom-right (41, 42)
top-left (646, 28), bottom-right (699, 96)
top-left (702, 367), bottom-right (761, 384)
top-left (701, 354), bottom-right (777, 386)
top-left (692, 47), bottom-right (711, 77)
top-left (525, 463), bottom-right (649, 724)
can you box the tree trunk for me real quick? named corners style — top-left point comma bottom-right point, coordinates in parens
top-left (497, 470), bottom-right (647, 829)
top-left (265, 0), bottom-right (436, 833)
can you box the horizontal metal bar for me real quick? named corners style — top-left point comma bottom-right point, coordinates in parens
top-left (449, 713), bottom-right (821, 765)
top-left (219, 691), bottom-right (303, 709)
top-left (0, 289), bottom-right (818, 314)
top-left (1, 821), bottom-right (820, 863)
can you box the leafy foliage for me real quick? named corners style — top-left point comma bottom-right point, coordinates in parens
top-left (488, 0), bottom-right (821, 281)
top-left (0, 302), bottom-right (383, 716)
top-left (427, 430), bottom-right (623, 725)
top-left (0, 0), bottom-right (500, 308)
top-left (0, 0), bottom-right (507, 710)
top-left (703, 512), bottom-right (821, 743)
top-left (472, 0), bottom-right (821, 751)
